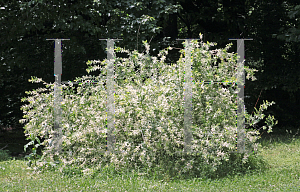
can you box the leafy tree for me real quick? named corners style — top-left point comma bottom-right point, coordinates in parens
top-left (0, 0), bottom-right (182, 128)
top-left (246, 0), bottom-right (300, 131)
top-left (275, 3), bottom-right (300, 43)
top-left (1, 0), bottom-right (298, 135)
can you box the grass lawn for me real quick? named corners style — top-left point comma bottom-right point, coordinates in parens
top-left (0, 133), bottom-right (300, 191)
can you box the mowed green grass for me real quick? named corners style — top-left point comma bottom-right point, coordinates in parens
top-left (0, 133), bottom-right (300, 192)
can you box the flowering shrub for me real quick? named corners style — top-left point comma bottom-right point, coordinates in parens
top-left (19, 34), bottom-right (277, 179)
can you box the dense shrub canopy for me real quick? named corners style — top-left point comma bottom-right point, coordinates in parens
top-left (19, 35), bottom-right (277, 179)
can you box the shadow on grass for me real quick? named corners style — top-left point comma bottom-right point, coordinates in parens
top-left (256, 128), bottom-right (300, 149)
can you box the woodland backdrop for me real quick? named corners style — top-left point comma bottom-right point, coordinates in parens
top-left (1, 0), bottom-right (300, 156)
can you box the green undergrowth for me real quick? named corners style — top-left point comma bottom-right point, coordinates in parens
top-left (1, 132), bottom-right (299, 191)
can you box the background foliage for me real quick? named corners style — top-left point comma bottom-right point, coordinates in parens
top-left (1, 0), bottom-right (300, 151)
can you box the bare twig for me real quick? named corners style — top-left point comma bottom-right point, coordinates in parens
top-left (0, 144), bottom-right (8, 151)
top-left (251, 88), bottom-right (263, 116)
top-left (137, 21), bottom-right (142, 51)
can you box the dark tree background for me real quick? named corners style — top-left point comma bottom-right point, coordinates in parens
top-left (1, 0), bottom-right (300, 156)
